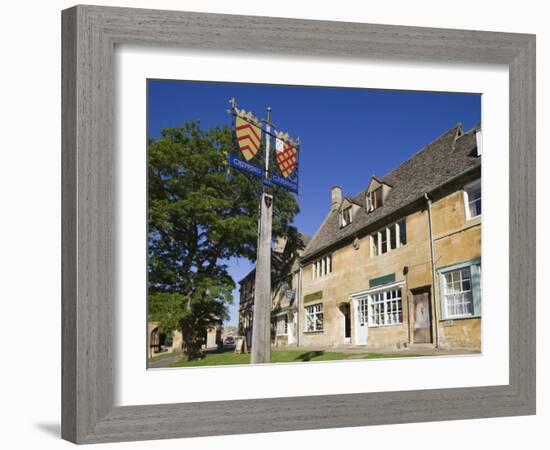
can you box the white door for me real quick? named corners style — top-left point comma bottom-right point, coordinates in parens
top-left (355, 297), bottom-right (369, 345)
top-left (287, 317), bottom-right (296, 345)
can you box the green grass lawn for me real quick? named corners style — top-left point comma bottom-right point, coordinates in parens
top-left (168, 348), bottom-right (423, 367)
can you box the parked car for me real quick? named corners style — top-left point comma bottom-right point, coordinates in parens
top-left (223, 336), bottom-right (236, 347)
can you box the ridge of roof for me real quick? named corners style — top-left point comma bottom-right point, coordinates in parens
top-left (302, 123), bottom-right (479, 261)
top-left (382, 124), bottom-right (462, 184)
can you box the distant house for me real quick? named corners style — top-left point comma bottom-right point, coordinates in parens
top-left (147, 321), bottom-right (222, 358)
top-left (147, 322), bottom-right (182, 358)
top-left (299, 123), bottom-right (482, 350)
top-left (238, 233), bottom-right (311, 349)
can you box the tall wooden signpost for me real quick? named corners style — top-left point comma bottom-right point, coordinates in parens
top-left (228, 99), bottom-right (299, 364)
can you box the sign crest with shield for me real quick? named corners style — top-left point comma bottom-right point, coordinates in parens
top-left (235, 116), bottom-right (262, 161)
top-left (275, 138), bottom-right (297, 178)
top-left (227, 98), bottom-right (300, 364)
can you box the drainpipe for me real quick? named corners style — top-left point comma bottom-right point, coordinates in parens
top-left (424, 193), bottom-right (440, 348)
top-left (296, 266), bottom-right (303, 348)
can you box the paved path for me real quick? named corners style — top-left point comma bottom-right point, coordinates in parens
top-left (147, 353), bottom-right (182, 369)
top-left (285, 346), bottom-right (480, 356)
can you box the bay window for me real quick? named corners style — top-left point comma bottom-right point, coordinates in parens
top-left (368, 287), bottom-right (403, 326)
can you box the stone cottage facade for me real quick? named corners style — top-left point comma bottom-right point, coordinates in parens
top-left (239, 123), bottom-right (482, 352)
top-left (300, 123), bottom-right (481, 351)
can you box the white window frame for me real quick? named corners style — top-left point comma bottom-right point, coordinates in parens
top-left (367, 287), bottom-right (403, 327)
top-left (311, 254), bottom-right (332, 279)
top-left (304, 303), bottom-right (324, 332)
top-left (370, 220), bottom-right (406, 258)
top-left (475, 129), bottom-right (483, 156)
top-left (439, 260), bottom-right (481, 320)
top-left (341, 206), bottom-right (353, 227)
top-left (366, 194), bottom-right (373, 212)
top-left (463, 178), bottom-right (481, 220)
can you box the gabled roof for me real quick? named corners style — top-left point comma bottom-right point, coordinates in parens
top-left (365, 175), bottom-right (391, 192)
top-left (302, 124), bottom-right (480, 261)
top-left (341, 196), bottom-right (362, 209)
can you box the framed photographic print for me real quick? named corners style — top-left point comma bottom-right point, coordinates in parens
top-left (62, 5), bottom-right (536, 444)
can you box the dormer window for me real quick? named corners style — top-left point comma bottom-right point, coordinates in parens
top-left (366, 177), bottom-right (389, 213)
top-left (341, 206), bottom-right (353, 227)
top-left (366, 188), bottom-right (383, 211)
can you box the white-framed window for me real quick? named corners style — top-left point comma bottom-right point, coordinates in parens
top-left (367, 287), bottom-right (403, 326)
top-left (276, 315), bottom-right (288, 336)
top-left (370, 219), bottom-right (407, 257)
top-left (442, 268), bottom-right (473, 317)
top-left (341, 206), bottom-right (353, 227)
top-left (304, 303), bottom-right (324, 332)
top-left (464, 179), bottom-right (481, 219)
top-left (439, 260), bottom-right (481, 319)
top-left (312, 254), bottom-right (332, 279)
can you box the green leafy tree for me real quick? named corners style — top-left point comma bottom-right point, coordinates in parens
top-left (148, 121), bottom-right (299, 359)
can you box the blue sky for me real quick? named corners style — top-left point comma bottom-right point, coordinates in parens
top-left (147, 79), bottom-right (481, 326)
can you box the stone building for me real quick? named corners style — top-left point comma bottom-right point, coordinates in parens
top-left (239, 233), bottom-right (311, 349)
top-left (147, 321), bottom-right (222, 358)
top-left (299, 123), bottom-right (482, 351)
top-left (147, 322), bottom-right (182, 358)
top-left (239, 123), bottom-right (482, 352)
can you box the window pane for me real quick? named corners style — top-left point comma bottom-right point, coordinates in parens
top-left (372, 234), bottom-right (378, 256)
top-left (374, 187), bottom-right (383, 208)
top-left (444, 268), bottom-right (474, 317)
top-left (399, 220), bottom-right (407, 245)
top-left (390, 224), bottom-right (397, 249)
top-left (466, 182), bottom-right (482, 218)
top-left (381, 230), bottom-right (387, 253)
top-left (469, 198), bottom-right (481, 217)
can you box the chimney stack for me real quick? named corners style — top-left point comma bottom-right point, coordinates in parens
top-left (331, 186), bottom-right (342, 212)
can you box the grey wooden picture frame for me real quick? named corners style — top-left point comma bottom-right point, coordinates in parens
top-left (61, 4), bottom-right (536, 444)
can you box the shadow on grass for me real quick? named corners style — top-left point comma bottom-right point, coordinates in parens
top-left (294, 351), bottom-right (325, 361)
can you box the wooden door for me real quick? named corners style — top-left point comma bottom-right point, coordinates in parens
top-left (413, 289), bottom-right (432, 344)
